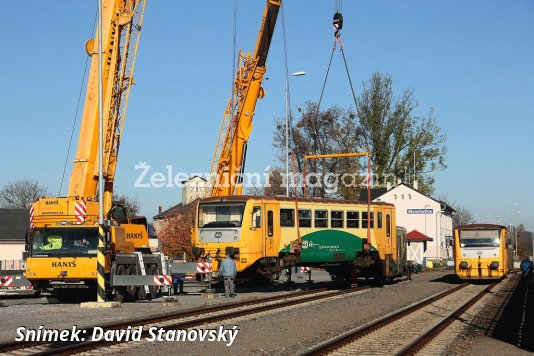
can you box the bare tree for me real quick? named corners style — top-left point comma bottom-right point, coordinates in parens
top-left (452, 205), bottom-right (475, 228)
top-left (0, 180), bottom-right (48, 208)
top-left (114, 193), bottom-right (141, 216)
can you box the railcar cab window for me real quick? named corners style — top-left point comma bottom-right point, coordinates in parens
top-left (331, 210), bottom-right (344, 228)
top-left (362, 212), bottom-right (374, 229)
top-left (347, 211), bottom-right (359, 228)
top-left (280, 209), bottom-right (295, 227)
top-left (315, 210), bottom-right (328, 228)
top-left (298, 209), bottom-right (312, 228)
top-left (252, 206), bottom-right (261, 228)
top-left (198, 203), bottom-right (245, 228)
top-left (459, 229), bottom-right (500, 248)
top-left (30, 227), bottom-right (99, 257)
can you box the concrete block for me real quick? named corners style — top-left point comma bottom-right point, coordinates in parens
top-left (202, 292), bottom-right (219, 299)
top-left (80, 301), bottom-right (121, 309)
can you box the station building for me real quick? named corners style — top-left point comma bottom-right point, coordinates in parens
top-left (362, 181), bottom-right (454, 266)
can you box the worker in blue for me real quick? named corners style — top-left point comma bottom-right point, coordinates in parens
top-left (219, 251), bottom-right (237, 298)
top-left (520, 256), bottom-right (533, 280)
top-left (172, 257), bottom-right (186, 295)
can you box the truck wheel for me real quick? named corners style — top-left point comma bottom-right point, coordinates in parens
top-left (114, 265), bottom-right (128, 303)
top-left (126, 265), bottom-right (138, 301)
top-left (148, 264), bottom-right (159, 299)
top-left (46, 295), bottom-right (61, 304)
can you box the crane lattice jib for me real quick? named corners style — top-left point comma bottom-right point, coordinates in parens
top-left (207, 0), bottom-right (281, 197)
top-left (104, 0), bottom-right (146, 185)
top-left (67, 0), bottom-right (145, 210)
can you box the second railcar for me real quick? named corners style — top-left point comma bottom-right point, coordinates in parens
top-left (454, 224), bottom-right (513, 280)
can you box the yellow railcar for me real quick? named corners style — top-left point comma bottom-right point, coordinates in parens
top-left (454, 224), bottom-right (513, 280)
top-left (192, 195), bottom-right (407, 282)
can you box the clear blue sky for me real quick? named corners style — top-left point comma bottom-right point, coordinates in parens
top-left (0, 1), bottom-right (532, 229)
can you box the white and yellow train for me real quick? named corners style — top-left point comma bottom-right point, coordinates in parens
top-left (192, 195), bottom-right (407, 283)
top-left (454, 224), bottom-right (513, 280)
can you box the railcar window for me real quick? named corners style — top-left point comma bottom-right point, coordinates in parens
top-left (252, 206), bottom-right (261, 228)
top-left (362, 212), bottom-right (374, 229)
top-left (386, 214), bottom-right (391, 237)
top-left (315, 210), bottom-right (328, 228)
top-left (347, 211), bottom-right (359, 228)
top-left (459, 229), bottom-right (500, 248)
top-left (331, 210), bottom-right (344, 228)
top-left (298, 209), bottom-right (312, 228)
top-left (198, 203), bottom-right (245, 228)
top-left (268, 211), bottom-right (274, 237)
top-left (280, 209), bottom-right (295, 227)
top-left (377, 212), bottom-right (383, 229)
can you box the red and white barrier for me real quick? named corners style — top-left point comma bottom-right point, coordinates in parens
top-left (153, 275), bottom-right (173, 286)
top-left (196, 262), bottom-right (213, 274)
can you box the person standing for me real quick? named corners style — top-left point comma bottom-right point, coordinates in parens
top-left (219, 252), bottom-right (237, 297)
top-left (520, 256), bottom-right (533, 280)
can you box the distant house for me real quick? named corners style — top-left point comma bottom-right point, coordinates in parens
top-left (152, 203), bottom-right (183, 235)
top-left (0, 209), bottom-right (29, 271)
top-left (361, 181), bottom-right (455, 264)
top-left (181, 176), bottom-right (207, 205)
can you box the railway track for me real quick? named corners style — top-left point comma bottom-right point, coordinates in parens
top-left (0, 285), bottom-right (369, 355)
top-left (305, 282), bottom-right (496, 355)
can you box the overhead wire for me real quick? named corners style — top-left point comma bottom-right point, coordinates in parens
top-left (58, 9), bottom-right (97, 196)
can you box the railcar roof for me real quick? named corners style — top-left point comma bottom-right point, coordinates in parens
top-left (456, 223), bottom-right (507, 230)
top-left (199, 195), bottom-right (395, 207)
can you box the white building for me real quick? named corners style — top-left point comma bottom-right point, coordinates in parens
top-left (0, 209), bottom-right (29, 271)
top-left (181, 176), bottom-right (207, 205)
top-left (371, 182), bottom-right (455, 264)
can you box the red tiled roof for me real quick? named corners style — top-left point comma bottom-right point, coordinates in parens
top-left (407, 229), bottom-right (433, 242)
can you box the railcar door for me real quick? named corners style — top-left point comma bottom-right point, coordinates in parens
top-left (263, 203), bottom-right (280, 257)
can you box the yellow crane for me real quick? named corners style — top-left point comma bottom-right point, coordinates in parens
top-left (207, 0), bottom-right (281, 197)
top-left (25, 0), bottom-right (163, 303)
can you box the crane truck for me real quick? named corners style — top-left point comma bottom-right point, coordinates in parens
top-left (192, 0), bottom-right (282, 266)
top-left (24, 0), bottom-right (166, 303)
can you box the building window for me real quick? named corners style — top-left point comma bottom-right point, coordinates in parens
top-left (331, 211), bottom-right (344, 228)
top-left (347, 211), bottom-right (359, 228)
top-left (280, 209), bottom-right (294, 227)
top-left (315, 210), bottom-right (328, 228)
top-left (408, 194), bottom-right (411, 199)
top-left (298, 209), bottom-right (312, 228)
top-left (394, 194), bottom-right (397, 200)
top-left (401, 194), bottom-right (404, 200)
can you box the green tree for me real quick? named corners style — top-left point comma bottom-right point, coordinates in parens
top-left (355, 72), bottom-right (447, 194)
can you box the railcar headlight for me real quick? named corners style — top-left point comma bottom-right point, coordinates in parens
top-left (459, 261), bottom-right (468, 270)
top-left (489, 261), bottom-right (499, 270)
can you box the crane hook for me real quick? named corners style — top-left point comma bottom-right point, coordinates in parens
top-left (333, 12), bottom-right (343, 38)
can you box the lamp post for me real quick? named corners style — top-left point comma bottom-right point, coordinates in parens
top-left (285, 71), bottom-right (305, 196)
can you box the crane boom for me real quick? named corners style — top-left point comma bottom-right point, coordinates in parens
top-left (207, 0), bottom-right (281, 197)
top-left (68, 0), bottom-right (145, 213)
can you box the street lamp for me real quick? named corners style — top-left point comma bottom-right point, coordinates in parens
top-left (285, 71), bottom-right (306, 196)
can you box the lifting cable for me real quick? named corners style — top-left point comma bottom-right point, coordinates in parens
top-left (58, 9), bottom-right (98, 196)
top-left (314, 1), bottom-right (359, 131)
